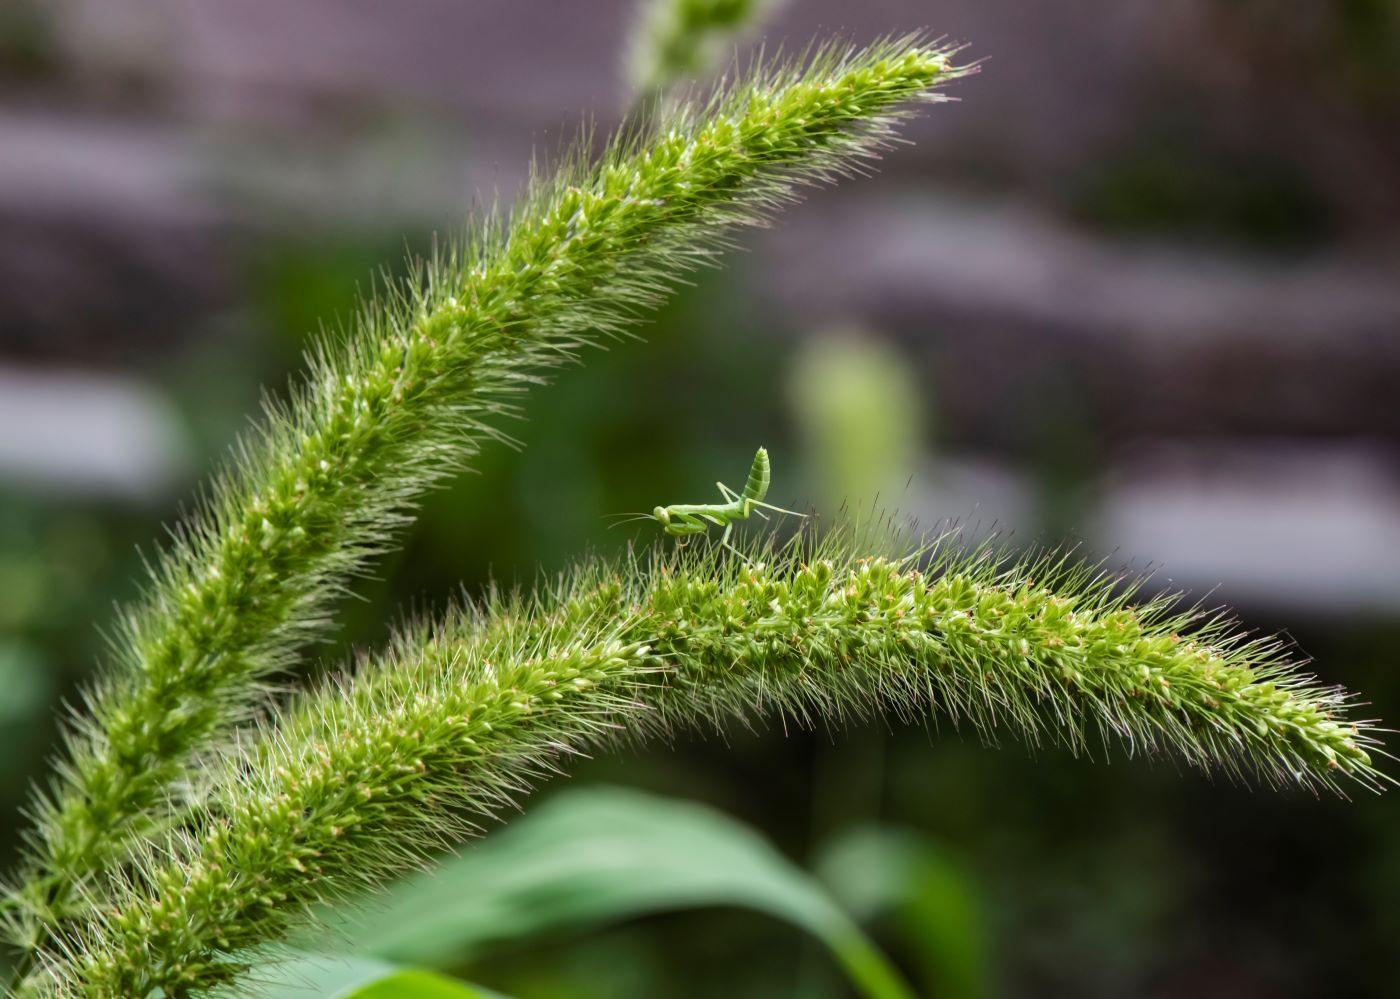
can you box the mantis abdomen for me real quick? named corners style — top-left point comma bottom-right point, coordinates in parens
top-left (741, 447), bottom-right (771, 505)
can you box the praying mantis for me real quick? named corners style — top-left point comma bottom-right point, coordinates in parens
top-left (625, 446), bottom-right (805, 547)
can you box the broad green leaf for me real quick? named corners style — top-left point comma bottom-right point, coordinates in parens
top-left (239, 952), bottom-right (509, 999)
top-left (316, 786), bottom-right (915, 999)
top-left (350, 970), bottom-right (505, 999)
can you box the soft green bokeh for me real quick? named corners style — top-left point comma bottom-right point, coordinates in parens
top-left (787, 332), bottom-right (924, 516)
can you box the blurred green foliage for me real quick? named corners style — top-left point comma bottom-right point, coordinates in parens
top-left (0, 0), bottom-right (59, 83)
top-left (816, 826), bottom-right (988, 999)
top-left (1074, 133), bottom-right (1332, 250)
top-left (0, 498), bottom-right (150, 843)
top-left (1334, 0), bottom-right (1400, 113)
top-left (628, 0), bottom-right (776, 97)
top-left (787, 333), bottom-right (924, 517)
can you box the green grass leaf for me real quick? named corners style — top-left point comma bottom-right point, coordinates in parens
top-left (316, 786), bottom-right (916, 999)
top-left (238, 953), bottom-right (509, 999)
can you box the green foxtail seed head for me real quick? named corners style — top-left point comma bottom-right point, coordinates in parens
top-left (2, 35), bottom-right (973, 981)
top-left (36, 525), bottom-right (1385, 997)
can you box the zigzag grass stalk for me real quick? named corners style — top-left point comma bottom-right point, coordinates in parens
top-left (2, 38), bottom-right (970, 964)
top-left (38, 530), bottom-right (1383, 997)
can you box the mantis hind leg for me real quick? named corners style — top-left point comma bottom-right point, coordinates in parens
top-left (749, 498), bottom-right (806, 517)
top-left (720, 479), bottom-right (804, 519)
top-left (716, 481), bottom-right (743, 504)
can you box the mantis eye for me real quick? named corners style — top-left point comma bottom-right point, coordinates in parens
top-left (652, 506), bottom-right (670, 525)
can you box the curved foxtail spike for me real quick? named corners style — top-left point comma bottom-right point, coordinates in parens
top-left (742, 447), bottom-right (771, 504)
top-left (2, 39), bottom-right (974, 978)
top-left (47, 525), bottom-right (1388, 998)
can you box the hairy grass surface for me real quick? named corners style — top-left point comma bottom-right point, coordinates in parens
top-left (2, 38), bottom-right (971, 971)
top-left (37, 528), bottom-right (1384, 997)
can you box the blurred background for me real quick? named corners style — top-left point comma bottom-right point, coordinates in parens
top-left (1, 1), bottom-right (1398, 996)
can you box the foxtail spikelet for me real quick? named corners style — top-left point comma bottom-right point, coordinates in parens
top-left (3, 37), bottom-right (971, 960)
top-left (39, 529), bottom-right (1383, 998)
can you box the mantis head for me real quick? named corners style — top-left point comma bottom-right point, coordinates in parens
top-left (652, 506), bottom-right (671, 526)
